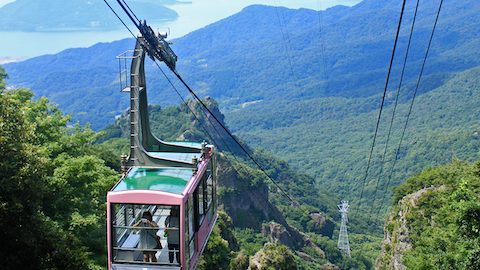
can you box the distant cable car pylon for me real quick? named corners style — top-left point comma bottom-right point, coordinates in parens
top-left (337, 200), bottom-right (351, 257)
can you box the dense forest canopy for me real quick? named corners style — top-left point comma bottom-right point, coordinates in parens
top-left (0, 67), bottom-right (118, 269)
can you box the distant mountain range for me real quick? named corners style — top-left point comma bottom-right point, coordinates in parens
top-left (5, 0), bottom-right (480, 126)
top-left (0, 0), bottom-right (178, 31)
top-left (4, 0), bottom-right (480, 217)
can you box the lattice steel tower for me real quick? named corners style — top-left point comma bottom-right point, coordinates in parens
top-left (337, 200), bottom-right (351, 257)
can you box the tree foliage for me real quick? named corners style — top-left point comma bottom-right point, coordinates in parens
top-left (380, 161), bottom-right (480, 270)
top-left (0, 82), bottom-right (118, 269)
top-left (0, 66), bottom-right (6, 90)
top-left (197, 211), bottom-right (236, 270)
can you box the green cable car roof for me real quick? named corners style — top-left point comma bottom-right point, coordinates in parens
top-left (166, 141), bottom-right (202, 148)
top-left (113, 167), bottom-right (194, 194)
top-left (148, 152), bottom-right (200, 163)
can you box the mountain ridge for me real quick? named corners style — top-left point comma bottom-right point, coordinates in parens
top-left (4, 0), bottom-right (480, 222)
top-left (5, 0), bottom-right (480, 128)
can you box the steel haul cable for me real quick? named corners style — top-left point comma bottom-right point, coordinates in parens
top-left (375, 0), bottom-right (445, 220)
top-left (102, 0), bottom-right (136, 38)
top-left (103, 0), bottom-right (300, 207)
top-left (354, 0), bottom-right (407, 217)
top-left (173, 70), bottom-right (300, 206)
top-left (367, 0), bottom-right (421, 223)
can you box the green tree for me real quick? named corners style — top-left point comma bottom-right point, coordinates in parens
top-left (230, 252), bottom-right (250, 270)
top-left (380, 161), bottom-right (480, 270)
top-left (0, 88), bottom-right (90, 269)
top-left (198, 211), bottom-right (239, 269)
top-left (0, 66), bottom-right (6, 90)
top-left (197, 227), bottom-right (233, 270)
top-left (0, 81), bottom-right (118, 269)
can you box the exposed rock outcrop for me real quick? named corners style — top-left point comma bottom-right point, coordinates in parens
top-left (217, 153), bottom-right (287, 230)
top-left (376, 186), bottom-right (445, 270)
top-left (261, 222), bottom-right (325, 259)
top-left (309, 212), bottom-right (335, 237)
top-left (249, 242), bottom-right (298, 270)
top-left (321, 263), bottom-right (341, 270)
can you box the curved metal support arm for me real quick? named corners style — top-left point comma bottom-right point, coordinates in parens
top-left (126, 38), bottom-right (202, 168)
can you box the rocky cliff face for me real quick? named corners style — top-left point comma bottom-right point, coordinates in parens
top-left (217, 154), bottom-right (303, 242)
top-left (375, 182), bottom-right (457, 270)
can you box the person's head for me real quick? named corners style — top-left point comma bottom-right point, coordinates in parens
top-left (170, 206), bottom-right (179, 217)
top-left (142, 211), bottom-right (153, 221)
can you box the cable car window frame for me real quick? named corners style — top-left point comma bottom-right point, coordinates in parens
top-left (206, 174), bottom-right (214, 221)
top-left (110, 203), bottom-right (182, 267)
top-left (203, 173), bottom-right (209, 214)
top-left (197, 177), bottom-right (205, 226)
top-left (186, 197), bottom-right (195, 260)
top-left (211, 160), bottom-right (217, 212)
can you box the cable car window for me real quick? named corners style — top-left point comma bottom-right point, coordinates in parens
top-left (211, 161), bottom-right (217, 210)
top-left (203, 174), bottom-right (208, 212)
top-left (187, 198), bottom-right (195, 259)
top-left (197, 178), bottom-right (205, 224)
top-left (207, 174), bottom-right (214, 220)
top-left (207, 161), bottom-right (212, 177)
top-left (111, 203), bottom-right (181, 266)
top-left (207, 175), bottom-right (213, 207)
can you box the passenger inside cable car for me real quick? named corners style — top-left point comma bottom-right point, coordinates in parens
top-left (108, 162), bottom-right (217, 269)
top-left (108, 32), bottom-right (217, 270)
top-left (133, 211), bottom-right (160, 263)
top-left (111, 204), bottom-right (181, 266)
top-left (165, 206), bottom-right (180, 264)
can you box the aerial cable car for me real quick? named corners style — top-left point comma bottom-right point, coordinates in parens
top-left (107, 27), bottom-right (218, 270)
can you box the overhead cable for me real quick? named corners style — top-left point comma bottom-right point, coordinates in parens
top-left (354, 0), bottom-right (407, 216)
top-left (102, 0), bottom-right (136, 38)
top-left (173, 70), bottom-right (300, 206)
top-left (375, 0), bottom-right (445, 219)
top-left (120, 0), bottom-right (141, 24)
top-left (103, 0), bottom-right (300, 207)
top-left (368, 0), bottom-right (421, 223)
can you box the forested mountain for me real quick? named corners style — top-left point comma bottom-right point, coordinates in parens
top-left (0, 69), bottom-right (372, 269)
top-left (230, 66), bottom-right (480, 221)
top-left (5, 0), bottom-right (480, 127)
top-left (0, 0), bottom-right (177, 31)
top-left (2, 0), bottom-right (479, 269)
top-left (4, 0), bottom-right (480, 222)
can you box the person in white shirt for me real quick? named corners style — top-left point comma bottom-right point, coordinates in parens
top-left (164, 206), bottom-right (180, 264)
